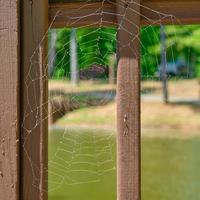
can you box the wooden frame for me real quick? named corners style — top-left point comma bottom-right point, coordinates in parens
top-left (49, 1), bottom-right (117, 28)
top-left (116, 1), bottom-right (141, 199)
top-left (0, 1), bottom-right (20, 200)
top-left (49, 0), bottom-right (200, 28)
top-left (21, 0), bottom-right (48, 200)
top-left (1, 0), bottom-right (200, 200)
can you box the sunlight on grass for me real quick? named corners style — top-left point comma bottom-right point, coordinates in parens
top-left (49, 79), bottom-right (200, 98)
top-left (49, 80), bottom-right (116, 94)
top-left (56, 101), bottom-right (200, 137)
top-left (57, 103), bottom-right (116, 127)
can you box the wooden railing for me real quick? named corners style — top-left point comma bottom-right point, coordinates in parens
top-left (1, 0), bottom-right (200, 200)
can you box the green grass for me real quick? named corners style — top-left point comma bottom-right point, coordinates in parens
top-left (49, 79), bottom-right (116, 94)
top-left (49, 129), bottom-right (200, 200)
top-left (58, 105), bottom-right (115, 126)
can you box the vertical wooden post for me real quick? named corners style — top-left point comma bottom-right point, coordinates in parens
top-left (116, 1), bottom-right (141, 200)
top-left (21, 0), bottom-right (48, 200)
top-left (0, 1), bottom-right (20, 200)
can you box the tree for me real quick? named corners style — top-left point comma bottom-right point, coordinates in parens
top-left (160, 26), bottom-right (169, 103)
top-left (70, 28), bottom-right (79, 85)
top-left (48, 29), bottom-right (57, 77)
top-left (52, 28), bottom-right (71, 79)
top-left (51, 25), bottom-right (200, 81)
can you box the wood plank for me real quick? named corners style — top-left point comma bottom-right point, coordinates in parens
top-left (0, 0), bottom-right (20, 200)
top-left (116, 0), bottom-right (141, 200)
top-left (49, 0), bottom-right (200, 28)
top-left (141, 0), bottom-right (200, 25)
top-left (49, 1), bottom-right (117, 28)
top-left (21, 0), bottom-right (48, 199)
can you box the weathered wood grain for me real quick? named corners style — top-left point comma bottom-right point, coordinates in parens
top-left (21, 0), bottom-right (48, 199)
top-left (49, 0), bottom-right (200, 28)
top-left (141, 0), bottom-right (200, 25)
top-left (116, 0), bottom-right (141, 200)
top-left (0, 0), bottom-right (20, 200)
top-left (49, 1), bottom-right (117, 28)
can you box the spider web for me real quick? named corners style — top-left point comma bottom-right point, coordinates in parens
top-left (21, 0), bottom-right (195, 196)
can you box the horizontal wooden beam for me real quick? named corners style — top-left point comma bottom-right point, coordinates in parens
top-left (49, 0), bottom-right (200, 28)
top-left (49, 2), bottom-right (117, 28)
top-left (141, 0), bottom-right (200, 25)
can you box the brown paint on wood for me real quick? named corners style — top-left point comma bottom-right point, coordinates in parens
top-left (116, 0), bottom-right (141, 200)
top-left (0, 0), bottom-right (20, 200)
top-left (21, 0), bottom-right (48, 199)
top-left (141, 0), bottom-right (200, 25)
top-left (49, 1), bottom-right (117, 28)
top-left (49, 0), bottom-right (200, 28)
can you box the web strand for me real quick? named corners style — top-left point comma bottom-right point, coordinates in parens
top-left (22, 0), bottom-right (194, 193)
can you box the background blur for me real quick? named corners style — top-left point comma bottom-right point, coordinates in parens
top-left (48, 25), bottom-right (200, 200)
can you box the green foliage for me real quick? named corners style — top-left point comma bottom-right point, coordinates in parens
top-left (77, 27), bottom-right (116, 68)
top-left (140, 26), bottom-right (160, 77)
top-left (50, 25), bottom-right (200, 79)
top-left (141, 25), bottom-right (200, 77)
top-left (51, 27), bottom-right (116, 79)
top-left (53, 28), bottom-right (71, 79)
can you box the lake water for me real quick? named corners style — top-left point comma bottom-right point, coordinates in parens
top-left (49, 130), bottom-right (200, 200)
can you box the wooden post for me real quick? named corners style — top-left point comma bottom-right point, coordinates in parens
top-left (0, 1), bottom-right (20, 200)
top-left (116, 1), bottom-right (141, 200)
top-left (21, 0), bottom-right (48, 200)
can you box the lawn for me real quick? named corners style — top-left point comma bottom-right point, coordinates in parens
top-left (49, 79), bottom-right (116, 94)
top-left (141, 79), bottom-right (200, 98)
top-left (49, 79), bottom-right (200, 99)
top-left (56, 101), bottom-right (200, 138)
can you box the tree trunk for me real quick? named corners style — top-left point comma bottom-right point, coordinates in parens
top-left (160, 25), bottom-right (169, 103)
top-left (70, 28), bottom-right (79, 85)
top-left (48, 29), bottom-right (57, 77)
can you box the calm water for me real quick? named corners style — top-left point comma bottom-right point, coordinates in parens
top-left (48, 129), bottom-right (116, 200)
top-left (49, 130), bottom-right (200, 200)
